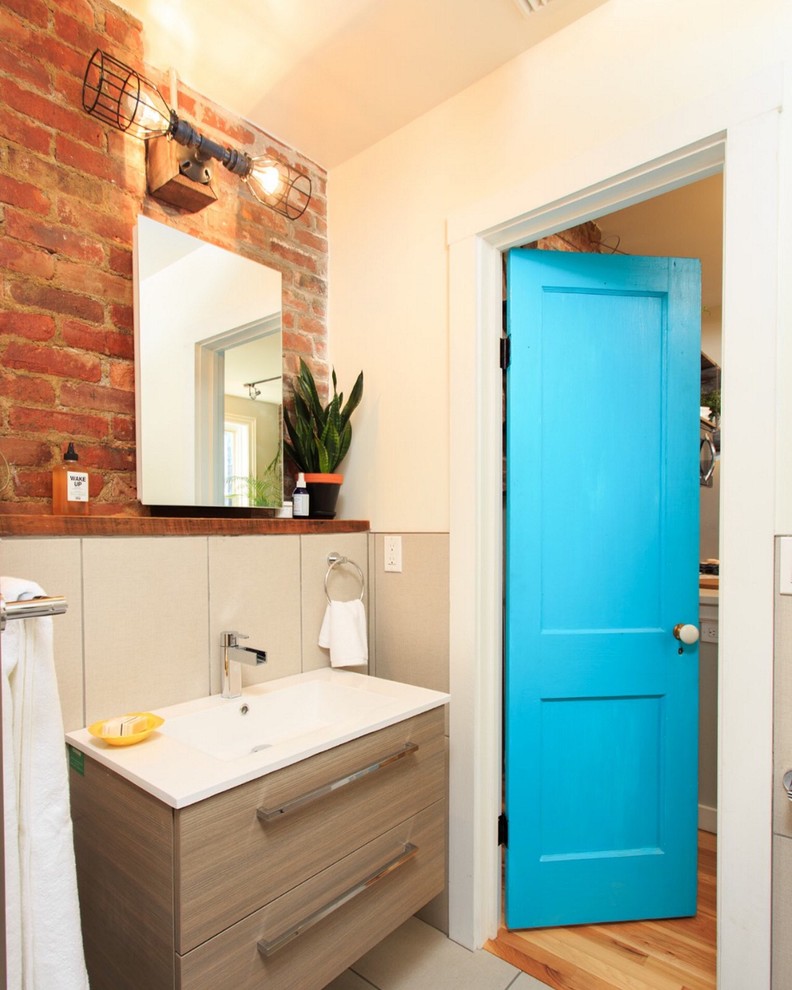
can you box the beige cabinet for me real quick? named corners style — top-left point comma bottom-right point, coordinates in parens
top-left (70, 707), bottom-right (447, 990)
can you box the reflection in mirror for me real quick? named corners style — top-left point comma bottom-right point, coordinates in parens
top-left (135, 216), bottom-right (283, 507)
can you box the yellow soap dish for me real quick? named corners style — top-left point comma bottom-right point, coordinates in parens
top-left (88, 712), bottom-right (164, 746)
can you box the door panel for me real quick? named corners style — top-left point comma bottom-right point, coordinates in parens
top-left (505, 249), bottom-right (700, 929)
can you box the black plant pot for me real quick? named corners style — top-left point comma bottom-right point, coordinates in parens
top-left (304, 473), bottom-right (343, 519)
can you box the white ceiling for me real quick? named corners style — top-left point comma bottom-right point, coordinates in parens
top-left (113, 0), bottom-right (607, 168)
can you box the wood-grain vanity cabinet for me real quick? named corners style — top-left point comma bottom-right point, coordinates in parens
top-left (69, 707), bottom-right (447, 990)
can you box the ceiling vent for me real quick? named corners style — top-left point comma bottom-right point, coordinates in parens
top-left (513, 0), bottom-right (553, 14)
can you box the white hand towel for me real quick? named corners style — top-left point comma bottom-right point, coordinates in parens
top-left (1, 577), bottom-right (90, 990)
top-left (318, 599), bottom-right (369, 668)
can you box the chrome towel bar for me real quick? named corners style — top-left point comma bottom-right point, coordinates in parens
top-left (0, 595), bottom-right (68, 632)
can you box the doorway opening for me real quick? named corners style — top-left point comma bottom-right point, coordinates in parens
top-left (488, 173), bottom-right (722, 989)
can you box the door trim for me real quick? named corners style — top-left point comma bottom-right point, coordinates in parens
top-left (446, 69), bottom-right (781, 990)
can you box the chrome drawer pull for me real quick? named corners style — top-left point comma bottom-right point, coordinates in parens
top-left (256, 741), bottom-right (419, 822)
top-left (257, 842), bottom-right (418, 957)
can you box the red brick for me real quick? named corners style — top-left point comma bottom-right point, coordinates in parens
top-left (108, 246), bottom-right (132, 277)
top-left (0, 174), bottom-right (51, 215)
top-left (108, 361), bottom-right (135, 391)
top-left (0, 370), bottom-right (56, 404)
top-left (2, 0), bottom-right (48, 28)
top-left (59, 381), bottom-right (135, 415)
top-left (13, 469), bottom-right (52, 498)
top-left (2, 340), bottom-right (103, 381)
top-left (199, 105), bottom-right (255, 147)
top-left (10, 281), bottom-right (105, 323)
top-left (6, 211), bottom-right (107, 266)
top-left (75, 443), bottom-right (134, 471)
top-left (0, 240), bottom-right (56, 279)
top-left (10, 405), bottom-right (110, 440)
top-left (55, 133), bottom-right (125, 184)
top-left (61, 320), bottom-right (134, 358)
top-left (53, 9), bottom-right (102, 54)
top-left (0, 312), bottom-right (56, 341)
top-left (109, 303), bottom-right (133, 333)
top-left (55, 260), bottom-right (130, 306)
top-left (269, 239), bottom-right (320, 274)
top-left (294, 272), bottom-right (327, 297)
top-left (0, 436), bottom-right (50, 467)
top-left (0, 44), bottom-right (51, 93)
top-left (111, 414), bottom-right (135, 442)
top-left (283, 330), bottom-right (315, 355)
top-left (298, 315), bottom-right (326, 338)
top-left (282, 289), bottom-right (310, 314)
top-left (293, 227), bottom-right (327, 254)
top-left (0, 107), bottom-right (52, 155)
top-left (104, 10), bottom-right (144, 55)
top-left (55, 0), bottom-right (96, 27)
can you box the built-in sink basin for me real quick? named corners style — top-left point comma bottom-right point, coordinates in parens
top-left (160, 678), bottom-right (390, 761)
top-left (66, 668), bottom-right (450, 808)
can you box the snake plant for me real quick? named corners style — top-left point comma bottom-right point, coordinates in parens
top-left (283, 359), bottom-right (364, 474)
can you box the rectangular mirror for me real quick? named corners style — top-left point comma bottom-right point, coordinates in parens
top-left (134, 216), bottom-right (283, 508)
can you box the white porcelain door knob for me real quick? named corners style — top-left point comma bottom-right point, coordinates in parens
top-left (673, 623), bottom-right (700, 645)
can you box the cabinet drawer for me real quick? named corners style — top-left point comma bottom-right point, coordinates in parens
top-left (175, 707), bottom-right (445, 952)
top-left (177, 800), bottom-right (445, 990)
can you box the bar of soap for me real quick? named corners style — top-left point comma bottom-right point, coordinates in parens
top-left (102, 715), bottom-right (148, 737)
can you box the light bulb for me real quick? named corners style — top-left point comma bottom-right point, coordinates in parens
top-left (250, 161), bottom-right (282, 196)
top-left (243, 155), bottom-right (312, 219)
top-left (119, 84), bottom-right (171, 137)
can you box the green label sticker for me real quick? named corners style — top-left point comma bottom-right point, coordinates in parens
top-left (68, 745), bottom-right (85, 775)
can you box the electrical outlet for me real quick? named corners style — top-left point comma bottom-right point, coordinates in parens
top-left (384, 535), bottom-right (402, 573)
top-left (700, 619), bottom-right (718, 644)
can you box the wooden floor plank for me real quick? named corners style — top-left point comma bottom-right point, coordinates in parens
top-left (486, 831), bottom-right (716, 990)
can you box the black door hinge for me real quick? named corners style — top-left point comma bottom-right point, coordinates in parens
top-left (498, 812), bottom-right (508, 847)
top-left (500, 336), bottom-right (511, 370)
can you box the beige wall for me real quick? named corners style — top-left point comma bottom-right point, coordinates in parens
top-left (773, 538), bottom-right (792, 987)
top-left (328, 0), bottom-right (788, 533)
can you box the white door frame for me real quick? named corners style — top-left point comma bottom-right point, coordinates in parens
top-left (447, 68), bottom-right (782, 990)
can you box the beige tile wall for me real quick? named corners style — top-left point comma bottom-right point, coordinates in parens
top-left (774, 538), bottom-right (792, 988)
top-left (0, 531), bottom-right (370, 730)
top-left (369, 533), bottom-right (449, 693)
top-left (369, 533), bottom-right (450, 933)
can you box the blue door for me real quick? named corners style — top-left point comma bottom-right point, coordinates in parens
top-left (504, 249), bottom-right (701, 928)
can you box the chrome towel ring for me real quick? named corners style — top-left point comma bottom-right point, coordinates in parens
top-left (325, 552), bottom-right (365, 603)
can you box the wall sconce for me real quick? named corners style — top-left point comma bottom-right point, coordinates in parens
top-left (81, 49), bottom-right (311, 220)
top-left (244, 375), bottom-right (281, 400)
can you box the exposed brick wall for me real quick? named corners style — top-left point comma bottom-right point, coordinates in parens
top-left (0, 0), bottom-right (328, 514)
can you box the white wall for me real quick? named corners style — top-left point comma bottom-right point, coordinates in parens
top-left (328, 0), bottom-right (792, 985)
top-left (328, 0), bottom-right (790, 532)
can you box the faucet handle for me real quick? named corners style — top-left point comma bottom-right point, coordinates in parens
top-left (221, 630), bottom-right (249, 647)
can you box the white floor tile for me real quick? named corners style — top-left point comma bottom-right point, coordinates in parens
top-left (350, 917), bottom-right (520, 990)
top-left (324, 970), bottom-right (376, 990)
top-left (511, 973), bottom-right (553, 989)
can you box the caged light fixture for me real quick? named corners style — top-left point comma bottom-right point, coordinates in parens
top-left (81, 49), bottom-right (312, 220)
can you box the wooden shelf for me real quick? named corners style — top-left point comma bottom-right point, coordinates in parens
top-left (0, 515), bottom-right (369, 538)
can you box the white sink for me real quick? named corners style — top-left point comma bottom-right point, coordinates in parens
top-left (160, 678), bottom-right (391, 761)
top-left (66, 668), bottom-right (449, 808)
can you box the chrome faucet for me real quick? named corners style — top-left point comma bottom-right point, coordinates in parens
top-left (221, 631), bottom-right (267, 699)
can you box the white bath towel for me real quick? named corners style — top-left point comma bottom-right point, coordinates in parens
top-left (318, 599), bottom-right (369, 667)
top-left (1, 577), bottom-right (90, 990)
